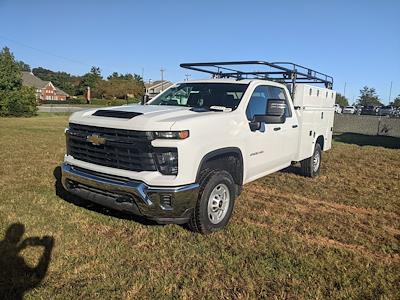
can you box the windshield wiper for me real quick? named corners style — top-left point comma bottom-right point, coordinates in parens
top-left (190, 106), bottom-right (232, 112)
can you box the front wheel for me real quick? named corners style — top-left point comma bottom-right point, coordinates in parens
top-left (300, 143), bottom-right (322, 177)
top-left (188, 170), bottom-right (236, 234)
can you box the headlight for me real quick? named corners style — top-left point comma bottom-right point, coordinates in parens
top-left (155, 148), bottom-right (178, 175)
top-left (153, 130), bottom-right (189, 139)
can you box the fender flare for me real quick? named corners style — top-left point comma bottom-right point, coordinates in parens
top-left (196, 147), bottom-right (244, 185)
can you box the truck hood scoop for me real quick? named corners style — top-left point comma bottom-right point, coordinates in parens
top-left (92, 110), bottom-right (143, 119)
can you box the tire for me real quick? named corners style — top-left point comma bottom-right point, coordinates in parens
top-left (300, 143), bottom-right (322, 178)
top-left (188, 169), bottom-right (236, 234)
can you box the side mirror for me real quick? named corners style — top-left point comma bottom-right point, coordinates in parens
top-left (249, 99), bottom-right (287, 131)
top-left (265, 99), bottom-right (287, 123)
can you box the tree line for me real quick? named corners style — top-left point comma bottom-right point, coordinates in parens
top-left (2, 45), bottom-right (400, 117)
top-left (2, 46), bottom-right (145, 101)
top-left (336, 86), bottom-right (400, 108)
top-left (32, 66), bottom-right (145, 100)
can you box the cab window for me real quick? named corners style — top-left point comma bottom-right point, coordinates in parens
top-left (246, 85), bottom-right (292, 121)
top-left (246, 86), bottom-right (268, 120)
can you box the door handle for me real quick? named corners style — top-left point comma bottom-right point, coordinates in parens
top-left (292, 124), bottom-right (298, 128)
top-left (273, 127), bottom-right (281, 131)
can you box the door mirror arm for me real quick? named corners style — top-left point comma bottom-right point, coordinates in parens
top-left (249, 120), bottom-right (261, 131)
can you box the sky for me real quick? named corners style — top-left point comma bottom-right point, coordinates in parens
top-left (0, 0), bottom-right (399, 104)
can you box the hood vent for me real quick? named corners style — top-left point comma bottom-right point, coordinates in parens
top-left (92, 110), bottom-right (143, 119)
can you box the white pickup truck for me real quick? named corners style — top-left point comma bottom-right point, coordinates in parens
top-left (62, 61), bottom-right (336, 233)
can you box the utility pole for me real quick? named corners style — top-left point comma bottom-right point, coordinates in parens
top-left (185, 74), bottom-right (191, 81)
top-left (141, 68), bottom-right (144, 80)
top-left (388, 81), bottom-right (393, 103)
top-left (160, 68), bottom-right (165, 91)
top-left (343, 82), bottom-right (347, 97)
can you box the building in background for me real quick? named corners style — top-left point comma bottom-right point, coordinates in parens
top-left (145, 80), bottom-right (173, 99)
top-left (21, 71), bottom-right (70, 101)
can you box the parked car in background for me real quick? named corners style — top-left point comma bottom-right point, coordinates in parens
top-left (378, 105), bottom-right (395, 116)
top-left (342, 106), bottom-right (356, 114)
top-left (394, 108), bottom-right (400, 118)
top-left (355, 106), bottom-right (363, 115)
top-left (361, 105), bottom-right (377, 115)
top-left (334, 104), bottom-right (342, 114)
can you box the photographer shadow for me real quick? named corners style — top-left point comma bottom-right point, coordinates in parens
top-left (0, 223), bottom-right (54, 300)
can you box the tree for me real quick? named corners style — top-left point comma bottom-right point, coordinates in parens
top-left (0, 47), bottom-right (36, 116)
top-left (356, 86), bottom-right (382, 106)
top-left (0, 86), bottom-right (37, 117)
top-left (0, 47), bottom-right (22, 91)
top-left (78, 66), bottom-right (103, 97)
top-left (101, 72), bottom-right (144, 99)
top-left (16, 60), bottom-right (31, 72)
top-left (335, 93), bottom-right (349, 107)
top-left (393, 95), bottom-right (400, 108)
top-left (90, 66), bottom-right (101, 77)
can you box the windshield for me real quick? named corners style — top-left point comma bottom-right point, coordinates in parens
top-left (148, 83), bottom-right (249, 110)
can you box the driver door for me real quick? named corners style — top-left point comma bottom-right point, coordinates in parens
top-left (244, 85), bottom-right (287, 181)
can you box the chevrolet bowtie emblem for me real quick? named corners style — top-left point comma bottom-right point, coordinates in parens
top-left (87, 134), bottom-right (106, 146)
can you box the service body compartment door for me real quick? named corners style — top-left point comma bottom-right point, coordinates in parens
top-left (292, 84), bottom-right (336, 161)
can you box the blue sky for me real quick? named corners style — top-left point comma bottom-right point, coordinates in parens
top-left (0, 0), bottom-right (399, 103)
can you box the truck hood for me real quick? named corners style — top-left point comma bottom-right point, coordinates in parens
top-left (68, 104), bottom-right (229, 131)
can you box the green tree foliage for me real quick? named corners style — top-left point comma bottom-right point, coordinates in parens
top-left (0, 47), bottom-right (22, 91)
top-left (33, 65), bottom-right (145, 100)
top-left (100, 73), bottom-right (144, 99)
top-left (78, 66), bottom-right (103, 98)
top-left (393, 95), bottom-right (400, 108)
top-left (335, 93), bottom-right (349, 107)
top-left (0, 47), bottom-right (37, 117)
top-left (0, 86), bottom-right (38, 117)
top-left (357, 86), bottom-right (382, 106)
top-left (16, 60), bottom-right (31, 72)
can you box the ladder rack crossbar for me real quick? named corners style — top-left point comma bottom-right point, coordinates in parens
top-left (180, 60), bottom-right (333, 89)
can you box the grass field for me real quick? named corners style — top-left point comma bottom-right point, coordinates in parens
top-left (0, 115), bottom-right (399, 299)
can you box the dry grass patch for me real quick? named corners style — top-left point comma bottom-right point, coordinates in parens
top-left (0, 115), bottom-right (399, 299)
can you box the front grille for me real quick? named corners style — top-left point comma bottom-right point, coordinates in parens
top-left (67, 123), bottom-right (157, 172)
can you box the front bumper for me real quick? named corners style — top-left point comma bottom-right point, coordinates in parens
top-left (61, 163), bottom-right (199, 224)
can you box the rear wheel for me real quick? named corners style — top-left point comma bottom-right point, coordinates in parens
top-left (188, 170), bottom-right (236, 234)
top-left (300, 143), bottom-right (322, 177)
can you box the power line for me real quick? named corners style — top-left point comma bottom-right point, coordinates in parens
top-left (0, 34), bottom-right (115, 75)
top-left (0, 34), bottom-right (91, 67)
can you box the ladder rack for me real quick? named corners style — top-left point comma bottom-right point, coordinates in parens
top-left (180, 61), bottom-right (334, 94)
